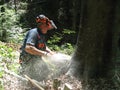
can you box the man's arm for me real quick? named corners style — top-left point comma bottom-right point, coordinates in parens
top-left (25, 44), bottom-right (47, 56)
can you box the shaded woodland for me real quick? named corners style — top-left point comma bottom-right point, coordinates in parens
top-left (0, 0), bottom-right (120, 90)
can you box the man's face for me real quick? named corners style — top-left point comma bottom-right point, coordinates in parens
top-left (38, 23), bottom-right (54, 34)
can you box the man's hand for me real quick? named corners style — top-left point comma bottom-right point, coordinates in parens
top-left (46, 46), bottom-right (56, 55)
top-left (45, 52), bottom-right (54, 57)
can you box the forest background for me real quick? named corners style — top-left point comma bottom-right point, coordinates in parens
top-left (0, 0), bottom-right (120, 90)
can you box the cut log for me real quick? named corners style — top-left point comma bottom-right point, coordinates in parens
top-left (24, 75), bottom-right (45, 90)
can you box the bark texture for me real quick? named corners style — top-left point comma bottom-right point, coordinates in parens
top-left (67, 0), bottom-right (119, 89)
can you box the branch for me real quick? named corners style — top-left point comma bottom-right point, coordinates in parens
top-left (24, 75), bottom-right (45, 90)
top-left (4, 69), bottom-right (27, 81)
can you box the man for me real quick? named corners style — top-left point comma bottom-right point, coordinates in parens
top-left (19, 14), bottom-right (57, 81)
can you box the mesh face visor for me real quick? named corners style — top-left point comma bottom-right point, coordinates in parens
top-left (50, 20), bottom-right (57, 29)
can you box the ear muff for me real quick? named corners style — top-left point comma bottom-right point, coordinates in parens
top-left (36, 17), bottom-right (48, 24)
top-left (47, 22), bottom-right (52, 29)
top-left (36, 18), bottom-right (41, 23)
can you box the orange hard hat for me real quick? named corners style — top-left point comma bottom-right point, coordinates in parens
top-left (36, 14), bottom-right (57, 29)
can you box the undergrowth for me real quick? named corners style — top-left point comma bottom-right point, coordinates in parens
top-left (0, 41), bottom-right (20, 90)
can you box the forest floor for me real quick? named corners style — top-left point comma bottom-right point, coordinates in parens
top-left (1, 42), bottom-right (82, 90)
top-left (1, 42), bottom-right (119, 90)
top-left (3, 73), bottom-right (82, 90)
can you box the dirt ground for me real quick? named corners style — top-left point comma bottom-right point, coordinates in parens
top-left (3, 73), bottom-right (82, 90)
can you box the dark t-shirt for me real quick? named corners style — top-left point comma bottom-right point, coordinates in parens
top-left (20, 28), bottom-right (46, 61)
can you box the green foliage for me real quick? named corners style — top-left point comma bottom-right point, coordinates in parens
top-left (0, 81), bottom-right (4, 90)
top-left (48, 43), bottom-right (74, 55)
top-left (0, 46), bottom-right (14, 58)
top-left (60, 43), bottom-right (75, 55)
top-left (62, 29), bottom-right (76, 34)
top-left (47, 34), bottom-right (62, 44)
top-left (47, 28), bottom-right (75, 54)
top-left (0, 44), bottom-right (19, 72)
top-left (0, 42), bottom-right (20, 89)
top-left (48, 28), bottom-right (75, 44)
top-left (0, 44), bottom-right (14, 78)
top-left (0, 4), bottom-right (26, 43)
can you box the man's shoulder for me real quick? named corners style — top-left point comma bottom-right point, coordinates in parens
top-left (29, 28), bottom-right (38, 33)
top-left (27, 28), bottom-right (39, 35)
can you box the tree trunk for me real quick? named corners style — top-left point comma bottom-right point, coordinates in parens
top-left (67, 0), bottom-right (118, 89)
top-left (112, 0), bottom-right (120, 88)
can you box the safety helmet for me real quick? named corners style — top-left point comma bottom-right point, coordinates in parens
top-left (36, 14), bottom-right (57, 29)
